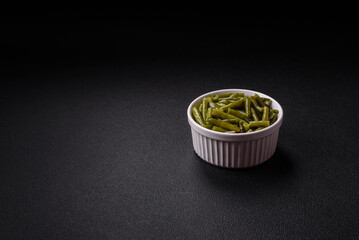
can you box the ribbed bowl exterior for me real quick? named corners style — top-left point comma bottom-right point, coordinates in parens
top-left (191, 128), bottom-right (279, 168)
top-left (187, 89), bottom-right (283, 168)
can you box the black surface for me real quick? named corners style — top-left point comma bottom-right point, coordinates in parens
top-left (1, 11), bottom-right (358, 239)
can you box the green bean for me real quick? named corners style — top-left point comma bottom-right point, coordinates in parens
top-left (270, 113), bottom-right (278, 124)
top-left (212, 126), bottom-right (227, 132)
top-left (230, 93), bottom-right (239, 98)
top-left (212, 108), bottom-right (239, 120)
top-left (270, 109), bottom-right (279, 114)
top-left (262, 106), bottom-right (269, 121)
top-left (254, 127), bottom-right (264, 131)
top-left (206, 107), bottom-right (213, 123)
top-left (227, 118), bottom-right (247, 125)
top-left (245, 97), bottom-right (251, 116)
top-left (220, 98), bottom-right (245, 112)
top-left (208, 118), bottom-right (240, 132)
top-left (202, 98), bottom-right (208, 120)
top-left (239, 122), bottom-right (245, 133)
top-left (227, 109), bottom-right (251, 122)
top-left (251, 107), bottom-right (259, 121)
top-left (217, 93), bottom-right (232, 98)
top-left (211, 95), bottom-right (219, 101)
top-left (218, 97), bottom-right (230, 101)
top-left (216, 102), bottom-right (226, 107)
top-left (221, 119), bottom-right (239, 124)
top-left (209, 102), bottom-right (218, 109)
top-left (192, 107), bottom-right (206, 127)
top-left (250, 96), bottom-right (263, 113)
top-left (212, 109), bottom-right (249, 125)
top-left (248, 121), bottom-right (270, 128)
top-left (243, 123), bottom-right (250, 132)
top-left (199, 103), bottom-right (203, 113)
top-left (219, 99), bottom-right (230, 104)
top-left (247, 129), bottom-right (253, 132)
top-left (253, 94), bottom-right (265, 107)
top-left (218, 97), bottom-right (242, 101)
top-left (264, 99), bottom-right (272, 107)
top-left (269, 111), bottom-right (275, 120)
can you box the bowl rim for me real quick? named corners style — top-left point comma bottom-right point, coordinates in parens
top-left (187, 89), bottom-right (284, 141)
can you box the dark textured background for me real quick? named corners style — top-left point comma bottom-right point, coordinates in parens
top-left (1, 9), bottom-right (358, 239)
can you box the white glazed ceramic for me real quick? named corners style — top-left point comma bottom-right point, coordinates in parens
top-left (187, 89), bottom-right (284, 168)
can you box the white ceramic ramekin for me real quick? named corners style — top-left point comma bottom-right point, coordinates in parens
top-left (187, 89), bottom-right (284, 168)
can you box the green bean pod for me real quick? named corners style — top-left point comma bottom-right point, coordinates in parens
top-left (227, 109), bottom-right (251, 122)
top-left (219, 97), bottom-right (242, 101)
top-left (239, 122), bottom-right (245, 133)
top-left (262, 106), bottom-right (269, 121)
top-left (270, 109), bottom-right (279, 114)
top-left (270, 113), bottom-right (278, 124)
top-left (219, 99), bottom-right (230, 104)
top-left (253, 94), bottom-right (265, 107)
top-left (209, 102), bottom-right (219, 109)
top-left (221, 119), bottom-right (239, 124)
top-left (206, 107), bottom-right (213, 123)
top-left (250, 96), bottom-right (263, 113)
top-left (212, 126), bottom-right (227, 132)
top-left (264, 99), bottom-right (272, 107)
top-left (254, 127), bottom-right (264, 131)
top-left (202, 98), bottom-right (208, 120)
top-left (212, 108), bottom-right (239, 120)
top-left (220, 98), bottom-right (245, 112)
top-left (245, 97), bottom-right (251, 117)
top-left (208, 118), bottom-right (241, 132)
top-left (248, 121), bottom-right (270, 128)
top-left (211, 95), bottom-right (219, 101)
top-left (192, 106), bottom-right (206, 127)
top-left (251, 107), bottom-right (259, 121)
top-left (217, 93), bottom-right (232, 98)
top-left (269, 111), bottom-right (275, 120)
top-left (216, 103), bottom-right (226, 107)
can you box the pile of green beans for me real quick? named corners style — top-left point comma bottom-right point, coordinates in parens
top-left (191, 92), bottom-right (279, 133)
